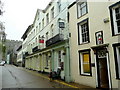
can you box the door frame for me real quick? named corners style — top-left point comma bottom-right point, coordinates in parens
top-left (94, 48), bottom-right (112, 89)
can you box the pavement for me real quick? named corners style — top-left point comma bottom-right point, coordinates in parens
top-left (17, 65), bottom-right (94, 89)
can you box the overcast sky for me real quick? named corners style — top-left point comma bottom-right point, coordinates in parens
top-left (2, 0), bottom-right (51, 41)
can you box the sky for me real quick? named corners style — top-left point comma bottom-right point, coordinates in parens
top-left (1, 0), bottom-right (51, 41)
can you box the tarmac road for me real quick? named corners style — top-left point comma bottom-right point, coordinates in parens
top-left (1, 65), bottom-right (57, 88)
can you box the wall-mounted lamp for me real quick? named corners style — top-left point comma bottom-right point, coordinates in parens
top-left (103, 18), bottom-right (109, 23)
top-left (62, 52), bottom-right (66, 55)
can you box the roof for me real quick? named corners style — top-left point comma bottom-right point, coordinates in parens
top-left (21, 24), bottom-right (33, 40)
top-left (16, 45), bottom-right (22, 51)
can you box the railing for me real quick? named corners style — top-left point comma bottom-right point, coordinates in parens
top-left (46, 34), bottom-right (64, 47)
top-left (32, 46), bottom-right (39, 53)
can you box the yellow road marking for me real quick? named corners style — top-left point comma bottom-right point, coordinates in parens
top-left (19, 67), bottom-right (79, 88)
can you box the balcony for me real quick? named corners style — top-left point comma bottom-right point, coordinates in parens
top-left (46, 34), bottom-right (64, 47)
top-left (32, 46), bottom-right (39, 53)
top-left (24, 52), bottom-right (29, 56)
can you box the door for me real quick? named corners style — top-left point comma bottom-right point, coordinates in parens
top-left (97, 50), bottom-right (109, 88)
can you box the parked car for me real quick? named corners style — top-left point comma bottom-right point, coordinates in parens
top-left (0, 61), bottom-right (5, 66)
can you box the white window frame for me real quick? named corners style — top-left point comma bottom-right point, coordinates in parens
top-left (46, 13), bottom-right (49, 24)
top-left (58, 0), bottom-right (61, 12)
top-left (116, 46), bottom-right (120, 78)
top-left (112, 6), bottom-right (120, 35)
top-left (79, 50), bottom-right (91, 76)
top-left (78, 19), bottom-right (89, 44)
top-left (77, 1), bottom-right (87, 18)
top-left (51, 24), bottom-right (54, 37)
top-left (42, 18), bottom-right (44, 29)
top-left (51, 7), bottom-right (54, 19)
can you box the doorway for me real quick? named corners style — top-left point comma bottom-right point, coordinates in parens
top-left (96, 49), bottom-right (110, 88)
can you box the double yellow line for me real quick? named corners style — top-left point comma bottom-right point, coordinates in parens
top-left (20, 67), bottom-right (79, 88)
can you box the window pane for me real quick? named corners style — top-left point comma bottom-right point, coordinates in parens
top-left (83, 63), bottom-right (90, 73)
top-left (83, 53), bottom-right (89, 63)
top-left (115, 8), bottom-right (119, 14)
top-left (83, 53), bottom-right (90, 73)
top-left (81, 7), bottom-right (87, 15)
top-left (80, 2), bottom-right (86, 8)
top-left (117, 20), bottom-right (120, 33)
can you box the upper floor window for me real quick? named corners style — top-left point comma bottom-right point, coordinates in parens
top-left (51, 7), bottom-right (54, 19)
top-left (46, 32), bottom-right (49, 40)
top-left (109, 2), bottom-right (120, 35)
top-left (58, 0), bottom-right (61, 12)
top-left (78, 18), bottom-right (90, 44)
top-left (77, 2), bottom-right (87, 18)
top-left (42, 18), bottom-right (44, 28)
top-left (46, 13), bottom-right (49, 24)
top-left (39, 23), bottom-right (41, 31)
top-left (35, 37), bottom-right (37, 45)
top-left (36, 26), bottom-right (38, 33)
top-left (51, 24), bottom-right (54, 37)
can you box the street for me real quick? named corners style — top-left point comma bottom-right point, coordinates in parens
top-left (1, 65), bottom-right (72, 89)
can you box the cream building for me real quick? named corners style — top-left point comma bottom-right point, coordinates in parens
top-left (68, 0), bottom-right (120, 89)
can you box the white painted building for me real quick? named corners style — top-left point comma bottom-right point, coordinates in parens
top-left (22, 0), bottom-right (73, 82)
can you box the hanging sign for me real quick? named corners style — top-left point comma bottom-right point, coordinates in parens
top-left (59, 22), bottom-right (65, 28)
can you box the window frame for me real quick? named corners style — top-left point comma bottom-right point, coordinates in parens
top-left (46, 13), bottom-right (49, 24)
top-left (77, 1), bottom-right (88, 18)
top-left (77, 18), bottom-right (90, 45)
top-left (51, 7), bottom-right (54, 19)
top-left (79, 49), bottom-right (92, 76)
top-left (42, 18), bottom-right (44, 29)
top-left (109, 2), bottom-right (120, 36)
top-left (113, 43), bottom-right (120, 79)
top-left (58, 0), bottom-right (61, 12)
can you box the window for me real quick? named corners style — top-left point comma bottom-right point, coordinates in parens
top-left (46, 32), bottom-right (49, 40)
top-left (35, 37), bottom-right (37, 45)
top-left (113, 43), bottom-right (120, 79)
top-left (39, 23), bottom-right (41, 31)
top-left (58, 51), bottom-right (61, 67)
top-left (58, 0), bottom-right (61, 12)
top-left (45, 54), bottom-right (49, 68)
top-left (42, 18), bottom-right (44, 28)
top-left (77, 2), bottom-right (87, 18)
top-left (36, 26), bottom-right (38, 33)
top-left (51, 7), bottom-right (54, 19)
top-left (78, 18), bottom-right (89, 44)
top-left (51, 24), bottom-right (54, 37)
top-left (109, 2), bottom-right (120, 35)
top-left (79, 50), bottom-right (91, 76)
top-left (46, 13), bottom-right (49, 24)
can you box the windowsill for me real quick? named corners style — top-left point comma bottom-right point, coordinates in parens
top-left (80, 73), bottom-right (92, 76)
top-left (45, 67), bottom-right (49, 69)
top-left (79, 42), bottom-right (90, 45)
top-left (112, 33), bottom-right (120, 36)
top-left (77, 13), bottom-right (88, 19)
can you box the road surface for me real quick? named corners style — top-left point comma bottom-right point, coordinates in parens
top-left (1, 65), bottom-right (64, 89)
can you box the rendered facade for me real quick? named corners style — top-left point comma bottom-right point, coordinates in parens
top-left (68, 0), bottom-right (120, 89)
top-left (22, 0), bottom-right (71, 82)
top-left (20, 0), bottom-right (120, 89)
